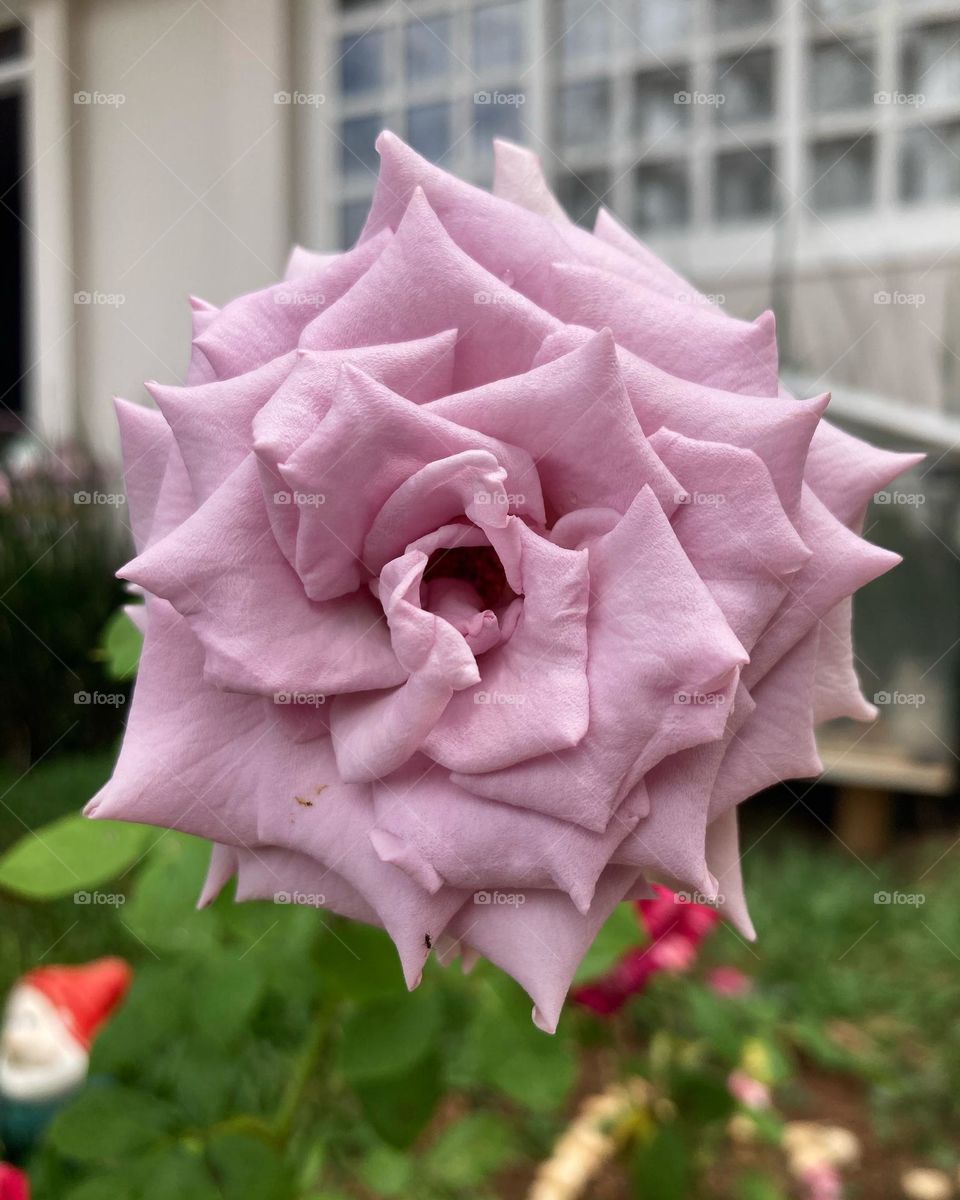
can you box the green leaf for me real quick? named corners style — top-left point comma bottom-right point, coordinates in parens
top-left (358, 1144), bottom-right (413, 1196)
top-left (574, 902), bottom-right (641, 983)
top-left (338, 988), bottom-right (440, 1084)
top-left (632, 1123), bottom-right (690, 1200)
top-left (0, 813), bottom-right (150, 900)
top-left (191, 956), bottom-right (266, 1048)
top-left (46, 1085), bottom-right (180, 1163)
top-left (355, 1052), bottom-right (444, 1148)
top-left (317, 922), bottom-right (407, 1002)
top-left (98, 608), bottom-right (143, 680)
top-left (458, 981), bottom-right (576, 1112)
top-left (139, 1147), bottom-right (221, 1200)
top-left (425, 1113), bottom-right (520, 1189)
top-left (122, 834), bottom-right (221, 954)
top-left (205, 1131), bottom-right (291, 1200)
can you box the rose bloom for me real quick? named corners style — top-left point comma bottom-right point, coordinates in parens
top-left (707, 966), bottom-right (754, 998)
top-left (573, 886), bottom-right (719, 1015)
top-left (88, 134), bottom-right (917, 1031)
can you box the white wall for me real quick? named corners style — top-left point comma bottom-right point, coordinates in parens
top-left (64, 0), bottom-right (294, 454)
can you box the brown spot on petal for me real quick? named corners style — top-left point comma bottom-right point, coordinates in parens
top-left (295, 796), bottom-right (314, 808)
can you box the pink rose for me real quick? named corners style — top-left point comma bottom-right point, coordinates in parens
top-left (573, 886), bottom-right (718, 1015)
top-left (708, 966), bottom-right (754, 998)
top-left (727, 1069), bottom-right (772, 1111)
top-left (88, 134), bottom-right (917, 1031)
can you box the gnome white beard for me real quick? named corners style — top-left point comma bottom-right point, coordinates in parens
top-left (0, 985), bottom-right (89, 1103)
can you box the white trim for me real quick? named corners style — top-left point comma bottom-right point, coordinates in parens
top-left (22, 0), bottom-right (77, 447)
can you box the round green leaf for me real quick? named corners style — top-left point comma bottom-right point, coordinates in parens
top-left (46, 1085), bottom-right (179, 1163)
top-left (338, 988), bottom-right (440, 1084)
top-left (0, 814), bottom-right (150, 900)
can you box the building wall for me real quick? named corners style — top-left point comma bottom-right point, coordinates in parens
top-left (66, 0), bottom-right (294, 453)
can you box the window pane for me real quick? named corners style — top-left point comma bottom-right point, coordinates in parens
top-left (339, 30), bottom-right (384, 96)
top-left (559, 79), bottom-right (611, 147)
top-left (635, 160), bottom-right (690, 229)
top-left (714, 0), bottom-right (774, 33)
top-left (555, 168), bottom-right (609, 227)
top-left (407, 102), bottom-right (453, 162)
top-left (340, 199), bottom-right (370, 247)
top-left (559, 0), bottom-right (609, 61)
top-left (810, 135), bottom-right (875, 209)
top-left (473, 3), bottom-right (524, 71)
top-left (636, 68), bottom-right (692, 138)
top-left (900, 122), bottom-right (960, 202)
top-left (714, 146), bottom-right (775, 221)
top-left (340, 114), bottom-right (382, 178)
top-left (472, 90), bottom-right (525, 147)
top-left (0, 24), bottom-right (24, 62)
top-left (810, 37), bottom-right (876, 112)
top-left (902, 22), bottom-right (960, 106)
top-left (631, 0), bottom-right (694, 52)
top-left (405, 17), bottom-right (454, 83)
top-left (715, 48), bottom-right (775, 124)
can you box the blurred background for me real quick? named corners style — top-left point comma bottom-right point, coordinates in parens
top-left (1, 0), bottom-right (960, 1197)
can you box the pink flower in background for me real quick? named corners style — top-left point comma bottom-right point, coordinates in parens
top-left (727, 1069), bottom-right (772, 1110)
top-left (573, 886), bottom-right (719, 1015)
top-left (799, 1163), bottom-right (844, 1200)
top-left (0, 1165), bottom-right (29, 1200)
top-left (708, 966), bottom-right (754, 998)
top-left (88, 132), bottom-right (918, 1030)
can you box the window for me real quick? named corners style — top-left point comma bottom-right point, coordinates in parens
top-left (636, 160), bottom-right (690, 229)
top-left (900, 122), bottom-right (960, 203)
top-left (555, 168), bottom-right (609, 227)
top-left (559, 79), bottom-right (611, 148)
top-left (339, 30), bottom-right (384, 96)
top-left (810, 135), bottom-right (875, 210)
top-left (715, 146), bottom-right (776, 221)
top-left (322, 0), bottom-right (960, 246)
top-left (635, 69), bottom-right (692, 139)
top-left (810, 37), bottom-right (876, 112)
top-left (901, 21), bottom-right (960, 106)
top-left (472, 2), bottom-right (524, 71)
top-left (405, 17), bottom-right (454, 83)
top-left (715, 48), bottom-right (775, 125)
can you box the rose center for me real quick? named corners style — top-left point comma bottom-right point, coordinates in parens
top-left (423, 545), bottom-right (511, 610)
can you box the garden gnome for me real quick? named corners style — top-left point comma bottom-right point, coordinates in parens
top-left (0, 958), bottom-right (132, 1158)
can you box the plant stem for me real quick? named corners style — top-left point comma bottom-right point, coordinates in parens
top-left (273, 1004), bottom-right (332, 1148)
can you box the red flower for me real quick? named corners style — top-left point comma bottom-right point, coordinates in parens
top-left (573, 886), bottom-right (720, 1015)
top-left (0, 1164), bottom-right (30, 1200)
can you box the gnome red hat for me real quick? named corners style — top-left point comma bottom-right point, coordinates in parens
top-left (22, 958), bottom-right (132, 1051)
